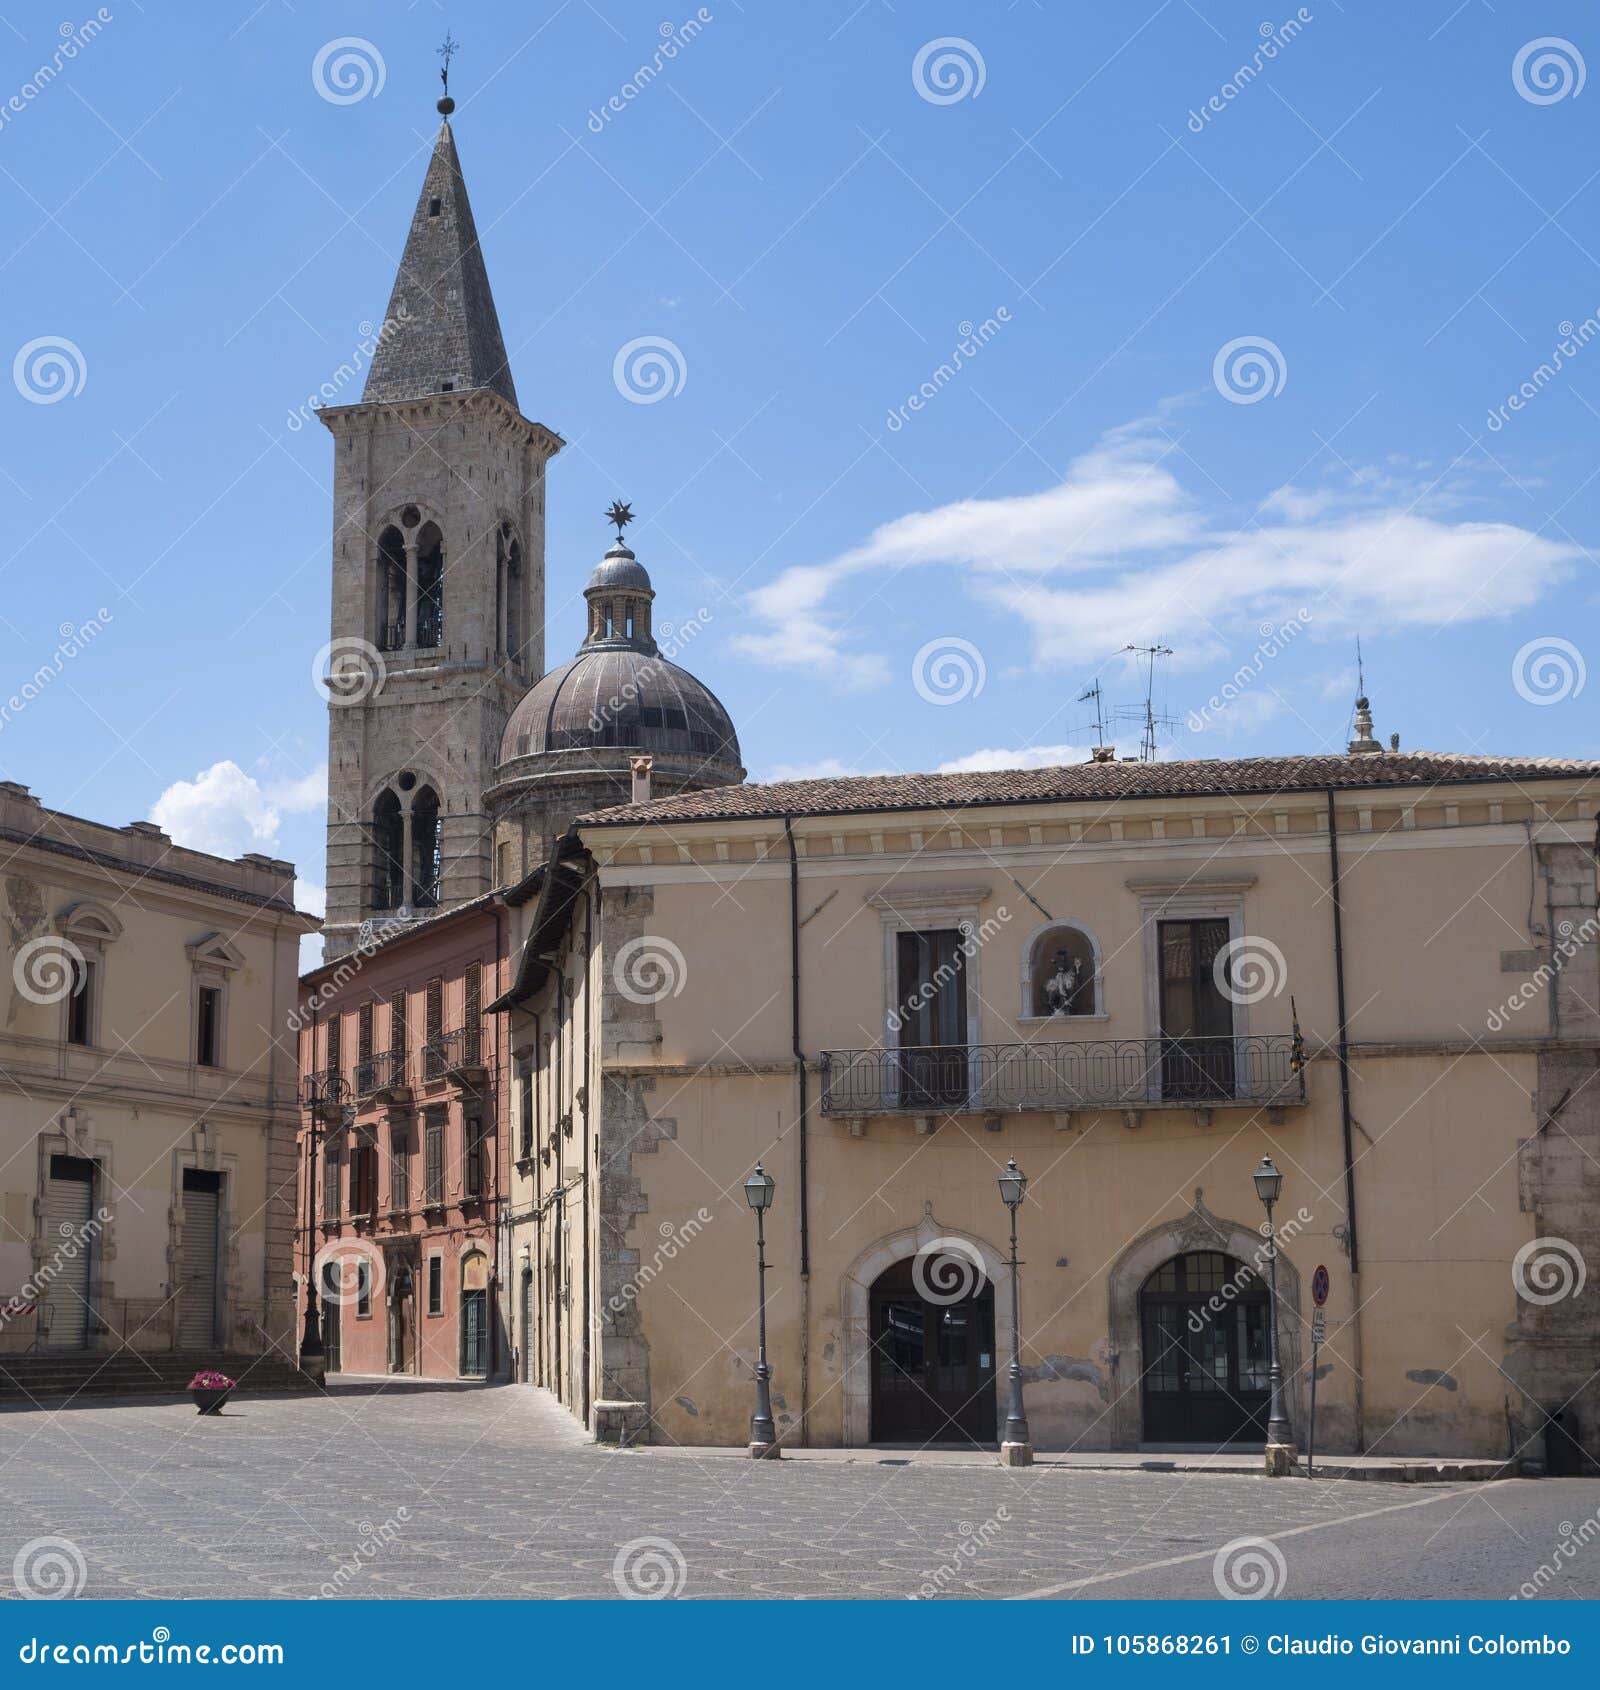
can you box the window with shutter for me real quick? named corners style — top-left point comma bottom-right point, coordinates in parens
top-left (517, 1059), bottom-right (533, 1160)
top-left (424, 1112), bottom-right (444, 1206)
top-left (464, 1112), bottom-right (484, 1198)
top-left (463, 961), bottom-right (482, 1065)
top-left (389, 988), bottom-right (407, 1090)
top-left (424, 978), bottom-right (444, 1079)
top-left (389, 1125), bottom-right (410, 1213)
top-left (357, 1002), bottom-right (374, 1093)
top-left (326, 1012), bottom-right (342, 1077)
top-left (322, 1147), bottom-right (339, 1220)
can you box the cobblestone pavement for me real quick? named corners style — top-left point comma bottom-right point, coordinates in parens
top-left (0, 1385), bottom-right (1593, 1600)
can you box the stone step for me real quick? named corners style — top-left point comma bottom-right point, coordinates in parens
top-left (0, 1351), bottom-right (319, 1402)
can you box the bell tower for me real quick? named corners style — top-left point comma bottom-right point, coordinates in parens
top-left (318, 87), bottom-right (563, 958)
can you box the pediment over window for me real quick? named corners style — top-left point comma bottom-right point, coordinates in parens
top-left (55, 900), bottom-right (124, 946)
top-left (185, 932), bottom-right (245, 971)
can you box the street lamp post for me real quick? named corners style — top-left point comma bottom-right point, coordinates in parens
top-left (1252, 1155), bottom-right (1295, 1471)
top-left (297, 1085), bottom-right (326, 1387)
top-left (997, 1156), bottom-right (1033, 1467)
top-left (743, 1162), bottom-right (779, 1458)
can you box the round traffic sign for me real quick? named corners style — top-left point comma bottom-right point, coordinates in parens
top-left (1312, 1264), bottom-right (1330, 1306)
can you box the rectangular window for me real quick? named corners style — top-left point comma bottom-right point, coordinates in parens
top-left (356, 1001), bottom-right (374, 1092)
top-left (350, 1142), bottom-right (378, 1218)
top-left (389, 1126), bottom-right (409, 1214)
top-left (423, 977), bottom-right (444, 1079)
top-left (322, 1149), bottom-right (339, 1221)
top-left (326, 1011), bottom-right (342, 1077)
top-left (388, 988), bottom-right (407, 1090)
top-left (893, 929), bottom-right (969, 1107)
top-left (196, 986), bottom-right (221, 1068)
top-left (1157, 918), bottom-right (1236, 1100)
top-left (517, 1059), bottom-right (533, 1160)
top-left (463, 960), bottom-right (482, 1065)
top-left (356, 1259), bottom-right (372, 1319)
top-left (66, 958), bottom-right (95, 1046)
top-left (424, 1113), bottom-right (443, 1206)
top-left (427, 1254), bottom-right (443, 1316)
top-left (464, 1112), bottom-right (484, 1198)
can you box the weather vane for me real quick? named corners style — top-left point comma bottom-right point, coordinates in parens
top-left (605, 501), bottom-right (635, 541)
top-left (437, 32), bottom-right (460, 100)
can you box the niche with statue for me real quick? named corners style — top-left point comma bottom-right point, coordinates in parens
top-left (1025, 924), bottom-right (1100, 1019)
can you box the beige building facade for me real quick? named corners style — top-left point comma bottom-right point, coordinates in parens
top-left (500, 750), bottom-right (1600, 1464)
top-left (0, 780), bottom-right (314, 1362)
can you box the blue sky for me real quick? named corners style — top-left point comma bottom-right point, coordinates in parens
top-left (2, 2), bottom-right (1597, 954)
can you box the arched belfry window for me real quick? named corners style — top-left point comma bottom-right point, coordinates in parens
top-left (506, 532), bottom-right (523, 663)
top-left (415, 522), bottom-right (444, 649)
top-left (372, 790), bottom-right (404, 912)
top-left (370, 776), bottom-right (442, 915)
top-left (1024, 922), bottom-right (1101, 1018)
top-left (410, 786), bottom-right (441, 908)
top-left (376, 527), bottom-right (407, 652)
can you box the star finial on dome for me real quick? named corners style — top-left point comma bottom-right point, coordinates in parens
top-left (604, 500), bottom-right (635, 541)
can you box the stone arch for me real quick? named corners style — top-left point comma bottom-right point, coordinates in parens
top-left (1104, 1190), bottom-right (1303, 1450)
top-left (839, 1209), bottom-right (1012, 1447)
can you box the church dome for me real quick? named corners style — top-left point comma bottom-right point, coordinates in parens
top-left (500, 648), bottom-right (741, 767)
top-left (496, 517), bottom-right (743, 776)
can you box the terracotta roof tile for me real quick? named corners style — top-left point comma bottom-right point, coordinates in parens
top-left (577, 752), bottom-right (1600, 829)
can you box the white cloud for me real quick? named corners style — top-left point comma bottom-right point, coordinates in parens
top-left (934, 742), bottom-right (1094, 773)
top-left (150, 759), bottom-right (326, 859)
top-left (758, 756), bottom-right (894, 783)
top-left (736, 419), bottom-right (1585, 678)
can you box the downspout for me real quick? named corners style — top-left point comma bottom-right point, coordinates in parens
top-left (1325, 789), bottom-right (1365, 1451)
top-left (493, 903), bottom-right (507, 1382)
top-left (582, 881), bottom-right (594, 1426)
top-left (784, 816), bottom-right (811, 1446)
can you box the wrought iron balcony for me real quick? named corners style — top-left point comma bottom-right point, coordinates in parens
top-left (303, 1068), bottom-right (352, 1120)
top-left (819, 1035), bottom-right (1305, 1118)
top-left (355, 1049), bottom-right (411, 1102)
top-left (421, 1026), bottom-right (485, 1085)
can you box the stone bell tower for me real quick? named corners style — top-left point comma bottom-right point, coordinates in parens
top-left (318, 90), bottom-right (563, 959)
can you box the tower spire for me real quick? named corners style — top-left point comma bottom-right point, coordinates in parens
top-left (359, 71), bottom-right (516, 409)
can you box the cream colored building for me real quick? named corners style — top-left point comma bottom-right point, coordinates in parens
top-left (500, 742), bottom-right (1600, 1464)
top-left (0, 781), bottom-right (314, 1362)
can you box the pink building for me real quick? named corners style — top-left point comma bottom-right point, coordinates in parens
top-left (295, 902), bottom-right (510, 1381)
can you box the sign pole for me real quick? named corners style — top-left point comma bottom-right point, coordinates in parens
top-left (1308, 1264), bottom-right (1329, 1480)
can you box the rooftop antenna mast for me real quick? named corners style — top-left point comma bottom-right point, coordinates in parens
top-left (1119, 642), bottom-right (1175, 762)
top-left (1077, 679), bottom-right (1108, 751)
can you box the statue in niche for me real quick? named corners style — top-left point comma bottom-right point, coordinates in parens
top-left (1043, 949), bottom-right (1083, 1016)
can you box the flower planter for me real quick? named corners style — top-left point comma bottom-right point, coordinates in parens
top-left (187, 1371), bottom-right (236, 1414)
top-left (190, 1388), bottom-right (231, 1415)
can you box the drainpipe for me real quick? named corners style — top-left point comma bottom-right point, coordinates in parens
top-left (582, 882), bottom-right (594, 1426)
top-left (784, 816), bottom-right (811, 1446)
top-left (1325, 789), bottom-right (1365, 1451)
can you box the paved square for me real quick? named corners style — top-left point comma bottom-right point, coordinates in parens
top-left (0, 1385), bottom-right (1593, 1600)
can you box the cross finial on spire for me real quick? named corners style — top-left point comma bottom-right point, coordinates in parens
top-left (605, 500), bottom-right (635, 541)
top-left (436, 32), bottom-right (460, 113)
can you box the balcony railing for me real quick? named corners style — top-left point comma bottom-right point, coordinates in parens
top-left (421, 1026), bottom-right (485, 1084)
top-left (819, 1035), bottom-right (1305, 1118)
top-left (355, 1048), bottom-right (411, 1100)
top-left (303, 1068), bottom-right (352, 1118)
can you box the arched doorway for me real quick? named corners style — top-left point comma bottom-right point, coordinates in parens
top-left (869, 1255), bottom-right (997, 1444)
top-left (387, 1260), bottom-right (415, 1376)
top-left (1139, 1251), bottom-right (1271, 1444)
top-left (460, 1251), bottom-right (489, 1378)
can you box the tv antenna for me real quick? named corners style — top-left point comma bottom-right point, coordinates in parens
top-left (1077, 679), bottom-right (1109, 751)
top-left (1116, 642), bottom-right (1177, 762)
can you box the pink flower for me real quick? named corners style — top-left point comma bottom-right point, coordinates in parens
top-left (188, 1371), bottom-right (235, 1391)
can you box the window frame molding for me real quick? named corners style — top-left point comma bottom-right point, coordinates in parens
top-left (1134, 882), bottom-right (1253, 1043)
top-left (865, 884), bottom-right (994, 1051)
top-left (185, 933), bottom-right (243, 1072)
top-left (54, 901), bottom-right (122, 1050)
